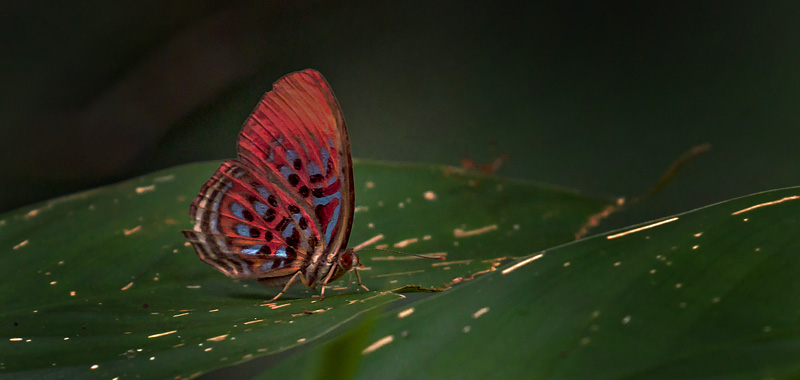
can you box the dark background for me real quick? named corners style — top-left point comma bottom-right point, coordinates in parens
top-left (3, 2), bottom-right (799, 231)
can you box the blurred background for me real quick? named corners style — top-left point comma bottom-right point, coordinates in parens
top-left (3, 2), bottom-right (800, 231)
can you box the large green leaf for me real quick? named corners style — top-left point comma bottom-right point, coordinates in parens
top-left (261, 187), bottom-right (800, 379)
top-left (0, 160), bottom-right (610, 379)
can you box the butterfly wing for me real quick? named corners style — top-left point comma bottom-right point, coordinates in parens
top-left (184, 69), bottom-right (354, 283)
top-left (183, 161), bottom-right (316, 279)
top-left (236, 69), bottom-right (354, 259)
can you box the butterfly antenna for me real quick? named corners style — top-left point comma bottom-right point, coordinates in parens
top-left (356, 248), bottom-right (445, 260)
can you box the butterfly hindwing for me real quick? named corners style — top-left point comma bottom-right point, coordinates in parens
top-left (183, 161), bottom-right (319, 279)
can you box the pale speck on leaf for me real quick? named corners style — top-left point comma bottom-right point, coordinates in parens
top-left (393, 238), bottom-right (419, 248)
top-left (123, 226), bottom-right (141, 236)
top-left (147, 330), bottom-right (177, 339)
top-left (154, 174), bottom-right (175, 182)
top-left (13, 240), bottom-right (29, 250)
top-left (362, 335), bottom-right (394, 355)
top-left (397, 308), bottom-right (415, 318)
top-left (353, 234), bottom-right (384, 250)
top-left (135, 185), bottom-right (156, 194)
top-left (501, 253), bottom-right (545, 275)
top-left (454, 224), bottom-right (498, 238)
top-left (472, 307), bottom-right (490, 319)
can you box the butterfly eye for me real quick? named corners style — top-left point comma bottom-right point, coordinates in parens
top-left (340, 251), bottom-right (358, 269)
top-left (341, 252), bottom-right (353, 267)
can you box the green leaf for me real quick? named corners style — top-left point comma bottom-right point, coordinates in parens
top-left (259, 187), bottom-right (800, 379)
top-left (0, 160), bottom-right (610, 379)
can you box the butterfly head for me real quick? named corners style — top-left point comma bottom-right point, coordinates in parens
top-left (327, 248), bottom-right (360, 284)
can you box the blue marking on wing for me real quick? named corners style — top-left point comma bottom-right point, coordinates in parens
top-left (260, 261), bottom-right (274, 271)
top-left (312, 192), bottom-right (339, 207)
top-left (275, 247), bottom-right (288, 259)
top-left (241, 245), bottom-right (262, 255)
top-left (320, 148), bottom-right (330, 168)
top-left (280, 165), bottom-right (293, 180)
top-left (254, 201), bottom-right (268, 216)
top-left (286, 149), bottom-right (299, 162)
top-left (210, 218), bottom-right (219, 233)
top-left (236, 224), bottom-right (250, 237)
top-left (325, 202), bottom-right (341, 245)
top-left (230, 202), bottom-right (245, 219)
top-left (257, 186), bottom-right (270, 200)
top-left (282, 223), bottom-right (295, 238)
top-left (307, 161), bottom-right (322, 176)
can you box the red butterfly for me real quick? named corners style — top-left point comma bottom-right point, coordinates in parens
top-left (183, 69), bottom-right (366, 301)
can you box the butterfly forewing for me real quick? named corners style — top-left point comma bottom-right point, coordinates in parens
top-left (183, 69), bottom-right (355, 289)
top-left (237, 71), bottom-right (354, 252)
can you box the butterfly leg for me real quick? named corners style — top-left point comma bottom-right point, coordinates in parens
top-left (354, 268), bottom-right (369, 292)
top-left (269, 271), bottom-right (302, 302)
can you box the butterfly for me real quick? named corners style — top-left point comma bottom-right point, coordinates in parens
top-left (182, 69), bottom-right (366, 301)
